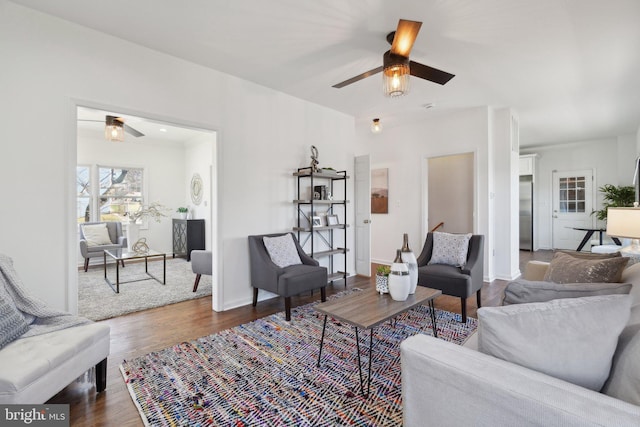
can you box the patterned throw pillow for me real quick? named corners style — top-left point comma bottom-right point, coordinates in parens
top-left (428, 232), bottom-right (472, 268)
top-left (0, 290), bottom-right (29, 349)
top-left (263, 234), bottom-right (303, 268)
top-left (543, 252), bottom-right (629, 284)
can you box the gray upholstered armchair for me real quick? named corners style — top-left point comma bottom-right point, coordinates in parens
top-left (79, 221), bottom-right (127, 272)
top-left (191, 250), bottom-right (212, 292)
top-left (248, 233), bottom-right (327, 321)
top-left (416, 232), bottom-right (484, 323)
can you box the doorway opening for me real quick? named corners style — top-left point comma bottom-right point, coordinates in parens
top-left (74, 106), bottom-right (218, 320)
top-left (426, 152), bottom-right (475, 234)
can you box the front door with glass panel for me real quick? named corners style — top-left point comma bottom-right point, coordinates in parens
top-left (552, 169), bottom-right (594, 250)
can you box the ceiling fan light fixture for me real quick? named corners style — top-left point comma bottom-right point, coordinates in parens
top-left (371, 118), bottom-right (382, 133)
top-left (383, 52), bottom-right (410, 97)
top-left (105, 115), bottom-right (124, 142)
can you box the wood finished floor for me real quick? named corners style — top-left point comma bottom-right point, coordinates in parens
top-left (50, 251), bottom-right (553, 426)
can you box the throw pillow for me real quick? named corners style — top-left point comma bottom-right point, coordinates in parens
top-left (428, 232), bottom-right (472, 268)
top-left (0, 289), bottom-right (29, 349)
top-left (263, 234), bottom-right (303, 268)
top-left (503, 279), bottom-right (632, 305)
top-left (81, 224), bottom-right (113, 247)
top-left (543, 251), bottom-right (628, 284)
top-left (602, 306), bottom-right (640, 404)
top-left (477, 294), bottom-right (631, 391)
top-left (557, 250), bottom-right (622, 260)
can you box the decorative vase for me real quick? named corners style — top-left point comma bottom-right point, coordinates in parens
top-left (401, 233), bottom-right (418, 294)
top-left (126, 222), bottom-right (140, 252)
top-left (388, 249), bottom-right (410, 301)
top-left (375, 274), bottom-right (389, 294)
top-left (179, 212), bottom-right (188, 220)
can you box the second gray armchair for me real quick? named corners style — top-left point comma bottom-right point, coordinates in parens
top-left (416, 232), bottom-right (484, 323)
top-left (248, 233), bottom-right (327, 321)
top-left (191, 250), bottom-right (212, 292)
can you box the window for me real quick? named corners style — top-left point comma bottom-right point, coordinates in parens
top-left (76, 165), bottom-right (145, 223)
top-left (76, 165), bottom-right (91, 223)
top-left (98, 166), bottom-right (143, 222)
top-left (559, 176), bottom-right (586, 213)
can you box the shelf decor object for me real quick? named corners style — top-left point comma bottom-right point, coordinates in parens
top-left (293, 167), bottom-right (349, 285)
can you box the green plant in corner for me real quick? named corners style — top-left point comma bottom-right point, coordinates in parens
top-left (376, 265), bottom-right (391, 277)
top-left (593, 184), bottom-right (636, 221)
top-left (176, 207), bottom-right (189, 213)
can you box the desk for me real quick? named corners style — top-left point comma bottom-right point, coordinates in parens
top-left (573, 227), bottom-right (621, 252)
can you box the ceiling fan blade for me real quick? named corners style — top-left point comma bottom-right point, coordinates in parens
top-left (409, 61), bottom-right (455, 85)
top-left (390, 19), bottom-right (422, 57)
top-left (332, 66), bottom-right (384, 88)
top-left (123, 123), bottom-right (145, 138)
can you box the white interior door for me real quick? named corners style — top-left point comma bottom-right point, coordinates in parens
top-left (552, 169), bottom-right (594, 250)
top-left (354, 155), bottom-right (371, 276)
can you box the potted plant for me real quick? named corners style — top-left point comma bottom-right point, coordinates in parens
top-left (593, 184), bottom-right (635, 222)
top-left (177, 207), bottom-right (189, 220)
top-left (375, 264), bottom-right (391, 294)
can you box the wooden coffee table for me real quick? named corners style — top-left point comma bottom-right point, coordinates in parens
top-left (315, 286), bottom-right (442, 397)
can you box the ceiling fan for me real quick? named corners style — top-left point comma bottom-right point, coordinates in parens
top-left (332, 19), bottom-right (455, 96)
top-left (78, 115), bottom-right (145, 141)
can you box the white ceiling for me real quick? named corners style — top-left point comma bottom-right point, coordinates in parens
top-left (77, 106), bottom-right (209, 145)
top-left (13, 0), bottom-right (640, 147)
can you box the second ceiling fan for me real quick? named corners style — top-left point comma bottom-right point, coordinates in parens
top-left (332, 19), bottom-right (455, 96)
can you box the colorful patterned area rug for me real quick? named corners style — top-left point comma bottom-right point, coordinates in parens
top-left (121, 289), bottom-right (477, 426)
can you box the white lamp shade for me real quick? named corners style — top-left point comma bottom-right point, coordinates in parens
top-left (606, 207), bottom-right (640, 239)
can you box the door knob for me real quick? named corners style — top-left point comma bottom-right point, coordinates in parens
top-left (364, 219), bottom-right (371, 224)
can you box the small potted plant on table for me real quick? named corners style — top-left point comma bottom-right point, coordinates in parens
top-left (375, 265), bottom-right (391, 294)
top-left (177, 207), bottom-right (189, 219)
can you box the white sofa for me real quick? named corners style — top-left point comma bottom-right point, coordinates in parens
top-left (401, 259), bottom-right (640, 426)
top-left (0, 322), bottom-right (110, 404)
top-left (0, 253), bottom-right (110, 404)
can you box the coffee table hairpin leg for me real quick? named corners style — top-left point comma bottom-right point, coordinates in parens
top-left (317, 315), bottom-right (328, 368)
top-left (429, 300), bottom-right (438, 338)
top-left (354, 326), bottom-right (374, 397)
top-left (317, 315), bottom-right (374, 398)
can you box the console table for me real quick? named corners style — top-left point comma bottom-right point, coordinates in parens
top-left (172, 219), bottom-right (205, 261)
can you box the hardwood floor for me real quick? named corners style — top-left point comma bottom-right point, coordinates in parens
top-left (50, 253), bottom-right (551, 426)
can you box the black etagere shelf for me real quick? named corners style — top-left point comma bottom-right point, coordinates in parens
top-left (293, 168), bottom-right (349, 285)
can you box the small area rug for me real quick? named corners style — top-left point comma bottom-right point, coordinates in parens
top-left (79, 258), bottom-right (212, 321)
top-left (121, 289), bottom-right (477, 426)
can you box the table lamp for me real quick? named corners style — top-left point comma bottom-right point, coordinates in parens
top-left (606, 206), bottom-right (640, 254)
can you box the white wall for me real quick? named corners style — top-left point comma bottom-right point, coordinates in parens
top-left (354, 106), bottom-right (514, 282)
top-left (77, 129), bottom-right (185, 258)
top-left (492, 109), bottom-right (520, 280)
top-left (521, 136), bottom-right (636, 249)
top-left (0, 2), bottom-right (355, 313)
top-left (184, 133), bottom-right (215, 250)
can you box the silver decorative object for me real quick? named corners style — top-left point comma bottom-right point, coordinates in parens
top-left (310, 145), bottom-right (319, 173)
top-left (191, 173), bottom-right (203, 205)
top-left (132, 237), bottom-right (150, 254)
